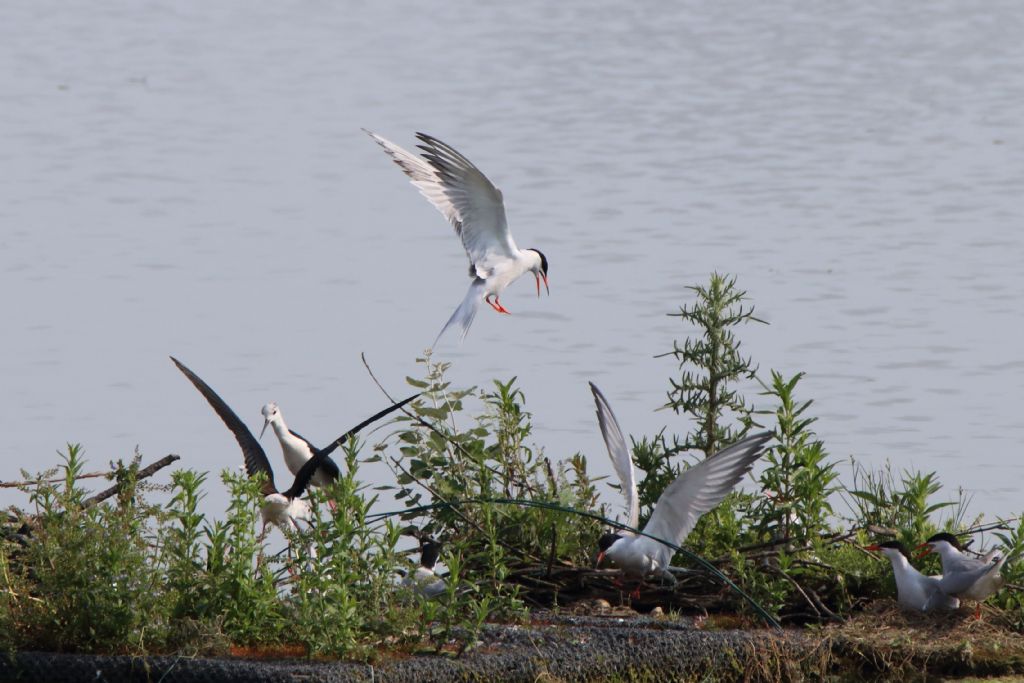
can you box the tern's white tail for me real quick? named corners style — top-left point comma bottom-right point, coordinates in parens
top-left (434, 279), bottom-right (485, 346)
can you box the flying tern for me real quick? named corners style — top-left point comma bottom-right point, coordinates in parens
top-left (865, 541), bottom-right (960, 612)
top-left (260, 393), bottom-right (418, 489)
top-left (365, 130), bottom-right (549, 344)
top-left (172, 357), bottom-right (413, 534)
top-left (590, 382), bottom-right (772, 583)
top-left (916, 532), bottom-right (1006, 616)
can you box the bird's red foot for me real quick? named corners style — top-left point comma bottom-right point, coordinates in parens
top-left (485, 296), bottom-right (511, 314)
top-left (630, 586), bottom-right (641, 600)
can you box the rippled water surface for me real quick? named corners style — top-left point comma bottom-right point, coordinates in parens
top-left (2, 1), bottom-right (1023, 519)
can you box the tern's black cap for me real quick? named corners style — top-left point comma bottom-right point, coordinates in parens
top-left (529, 248), bottom-right (548, 276)
top-left (598, 532), bottom-right (622, 552)
top-left (924, 532), bottom-right (963, 550)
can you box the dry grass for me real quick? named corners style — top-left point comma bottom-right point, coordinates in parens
top-left (824, 600), bottom-right (1024, 679)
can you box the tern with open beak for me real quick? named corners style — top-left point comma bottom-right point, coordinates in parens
top-left (366, 130), bottom-right (549, 344)
top-left (916, 532), bottom-right (1006, 616)
top-left (865, 541), bottom-right (960, 612)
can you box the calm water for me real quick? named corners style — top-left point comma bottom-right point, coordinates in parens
top-left (2, 1), bottom-right (1023, 522)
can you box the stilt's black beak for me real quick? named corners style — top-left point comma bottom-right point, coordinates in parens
top-left (259, 419), bottom-right (269, 439)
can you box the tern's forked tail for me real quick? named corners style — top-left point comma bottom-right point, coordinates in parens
top-left (434, 279), bottom-right (486, 346)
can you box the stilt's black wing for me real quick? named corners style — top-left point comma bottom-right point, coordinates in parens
top-left (171, 357), bottom-right (277, 496)
top-left (288, 429), bottom-right (341, 481)
top-left (282, 448), bottom-right (327, 500)
top-left (316, 393), bottom-right (421, 458)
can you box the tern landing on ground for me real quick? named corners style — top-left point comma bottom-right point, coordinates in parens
top-left (172, 357), bottom-right (414, 534)
top-left (865, 541), bottom-right (960, 612)
top-left (260, 393), bottom-right (418, 489)
top-left (365, 130), bottom-right (549, 344)
top-left (916, 532), bottom-right (1006, 615)
top-left (589, 382), bottom-right (772, 582)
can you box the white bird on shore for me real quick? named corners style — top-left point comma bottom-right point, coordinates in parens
top-left (172, 358), bottom-right (316, 534)
top-left (365, 130), bottom-right (549, 344)
top-left (172, 357), bottom-right (414, 535)
top-left (865, 541), bottom-right (960, 612)
top-left (260, 393), bottom-right (418, 489)
top-left (916, 532), bottom-right (1006, 616)
top-left (590, 382), bottom-right (772, 583)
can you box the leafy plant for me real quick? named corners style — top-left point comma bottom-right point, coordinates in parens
top-left (844, 461), bottom-right (955, 548)
top-left (636, 273), bottom-right (765, 524)
top-left (384, 354), bottom-right (602, 576)
top-left (751, 371), bottom-right (839, 543)
top-left (2, 445), bottom-right (168, 654)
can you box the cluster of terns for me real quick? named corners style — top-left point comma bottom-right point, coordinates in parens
top-left (170, 131), bottom-right (1005, 610)
top-left (866, 537), bottom-right (1005, 617)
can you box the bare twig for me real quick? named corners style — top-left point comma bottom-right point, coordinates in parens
top-left (1, 472), bottom-right (109, 489)
top-left (81, 455), bottom-right (180, 509)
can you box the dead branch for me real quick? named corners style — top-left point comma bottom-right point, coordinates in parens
top-left (81, 455), bottom-right (180, 508)
top-left (1, 472), bottom-right (109, 489)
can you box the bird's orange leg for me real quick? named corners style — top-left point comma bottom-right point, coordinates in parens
top-left (485, 294), bottom-right (511, 314)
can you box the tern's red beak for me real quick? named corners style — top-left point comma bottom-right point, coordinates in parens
top-left (864, 544), bottom-right (881, 552)
top-left (535, 272), bottom-right (549, 297)
top-left (914, 542), bottom-right (933, 559)
top-left (596, 551), bottom-right (606, 566)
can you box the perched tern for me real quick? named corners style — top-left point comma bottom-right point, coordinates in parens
top-left (260, 393), bottom-right (418, 489)
top-left (172, 357), bottom-right (413, 534)
top-left (365, 130), bottom-right (550, 344)
top-left (865, 541), bottom-right (960, 612)
top-left (917, 532), bottom-right (1006, 615)
top-left (590, 382), bottom-right (772, 582)
top-left (402, 539), bottom-right (447, 599)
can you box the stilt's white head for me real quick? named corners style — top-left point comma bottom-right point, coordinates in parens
top-left (260, 402), bottom-right (281, 438)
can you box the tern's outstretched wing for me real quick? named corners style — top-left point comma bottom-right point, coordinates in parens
top-left (365, 130), bottom-right (518, 278)
top-left (589, 383), bottom-right (639, 530)
top-left (639, 432), bottom-right (772, 568)
top-left (938, 557), bottom-right (1003, 596)
top-left (171, 357), bottom-right (277, 496)
top-left (318, 393), bottom-right (421, 458)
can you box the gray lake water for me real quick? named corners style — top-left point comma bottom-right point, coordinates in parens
top-left (2, 1), bottom-right (1023, 523)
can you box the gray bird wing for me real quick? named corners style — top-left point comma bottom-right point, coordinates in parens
top-left (365, 130), bottom-right (518, 279)
top-left (637, 432), bottom-right (773, 569)
top-left (589, 383), bottom-right (639, 530)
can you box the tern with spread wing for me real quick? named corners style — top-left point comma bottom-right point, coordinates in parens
top-left (260, 393), bottom-right (418, 489)
top-left (366, 130), bottom-right (549, 344)
top-left (865, 541), bottom-right (961, 612)
top-left (590, 382), bottom-right (772, 581)
top-left (172, 357), bottom-right (413, 535)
